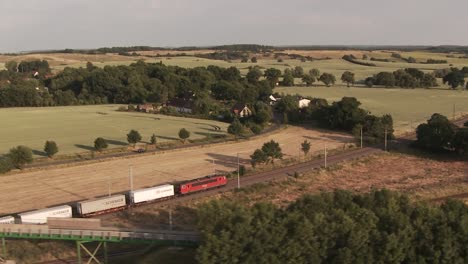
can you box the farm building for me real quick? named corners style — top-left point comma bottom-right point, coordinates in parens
top-left (137, 104), bottom-right (155, 113)
top-left (168, 98), bottom-right (194, 113)
top-left (231, 103), bottom-right (252, 118)
top-left (298, 97), bottom-right (311, 109)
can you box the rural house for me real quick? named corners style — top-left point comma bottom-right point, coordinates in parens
top-left (137, 104), bottom-right (155, 113)
top-left (298, 97), bottom-right (311, 109)
top-left (168, 98), bottom-right (194, 113)
top-left (231, 103), bottom-right (252, 118)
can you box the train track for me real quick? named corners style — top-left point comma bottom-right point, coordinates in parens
top-left (134, 115), bottom-right (468, 206)
top-left (20, 116), bottom-right (468, 263)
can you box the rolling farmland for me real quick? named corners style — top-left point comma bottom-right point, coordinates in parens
top-left (0, 105), bottom-right (228, 156)
top-left (275, 86), bottom-right (468, 133)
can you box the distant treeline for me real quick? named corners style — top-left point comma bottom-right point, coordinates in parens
top-left (197, 190), bottom-right (468, 263)
top-left (342, 55), bottom-right (376, 66)
top-left (8, 44), bottom-right (468, 56)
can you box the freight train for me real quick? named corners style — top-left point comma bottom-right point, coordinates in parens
top-left (0, 175), bottom-right (227, 225)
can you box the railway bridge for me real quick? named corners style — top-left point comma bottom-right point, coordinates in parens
top-left (0, 222), bottom-right (200, 264)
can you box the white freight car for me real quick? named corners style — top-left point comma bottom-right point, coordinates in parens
top-left (130, 184), bottom-right (174, 204)
top-left (0, 216), bottom-right (15, 224)
top-left (77, 194), bottom-right (126, 216)
top-left (18, 205), bottom-right (72, 224)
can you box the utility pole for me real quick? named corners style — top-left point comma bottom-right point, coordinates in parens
top-left (108, 174), bottom-right (112, 197)
top-left (169, 208), bottom-right (173, 231)
top-left (360, 126), bottom-right (363, 149)
top-left (237, 153), bottom-right (240, 189)
top-left (453, 103), bottom-right (456, 121)
top-left (384, 128), bottom-right (388, 152)
top-left (212, 159), bottom-right (215, 176)
top-left (324, 146), bottom-right (327, 168)
top-left (129, 165), bottom-right (133, 194)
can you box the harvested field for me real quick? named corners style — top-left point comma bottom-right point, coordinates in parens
top-left (0, 126), bottom-right (353, 215)
top-left (232, 152), bottom-right (468, 207)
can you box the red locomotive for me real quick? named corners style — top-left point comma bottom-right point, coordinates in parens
top-left (178, 175), bottom-right (227, 195)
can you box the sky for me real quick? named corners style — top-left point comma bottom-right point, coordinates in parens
top-left (1, 0), bottom-right (467, 52)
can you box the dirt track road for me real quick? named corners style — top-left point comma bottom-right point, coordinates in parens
top-left (0, 126), bottom-right (353, 215)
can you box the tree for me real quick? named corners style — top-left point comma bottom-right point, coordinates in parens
top-left (246, 67), bottom-right (262, 84)
top-left (261, 140), bottom-right (283, 164)
top-left (309, 68), bottom-right (320, 79)
top-left (319, 73), bottom-right (336, 87)
top-left (179, 128), bottom-right (190, 143)
top-left (44, 141), bottom-right (58, 158)
top-left (365, 77), bottom-right (375, 87)
top-left (341, 71), bottom-right (355, 87)
top-left (302, 74), bottom-right (316, 86)
top-left (227, 118), bottom-right (243, 139)
top-left (127, 129), bottom-right (142, 146)
top-left (0, 157), bottom-right (13, 174)
top-left (416, 113), bottom-right (457, 151)
top-left (301, 140), bottom-right (311, 155)
top-left (7, 145), bottom-right (33, 169)
top-left (453, 128), bottom-right (468, 155)
top-left (374, 72), bottom-right (396, 87)
top-left (150, 133), bottom-right (157, 145)
top-left (264, 68), bottom-right (282, 86)
top-left (94, 137), bottom-right (108, 152)
top-left (251, 57), bottom-right (257, 63)
top-left (281, 71), bottom-right (295, 86)
top-left (250, 149), bottom-right (267, 167)
top-left (293, 66), bottom-right (304, 78)
top-left (443, 69), bottom-right (465, 89)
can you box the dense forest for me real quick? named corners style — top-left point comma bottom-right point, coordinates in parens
top-left (197, 190), bottom-right (468, 264)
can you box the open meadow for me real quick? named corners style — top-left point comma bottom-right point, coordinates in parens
top-left (275, 85), bottom-right (468, 133)
top-left (0, 105), bottom-right (228, 156)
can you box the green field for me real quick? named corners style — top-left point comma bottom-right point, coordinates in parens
top-left (0, 105), bottom-right (228, 156)
top-left (3, 50), bottom-right (467, 85)
top-left (275, 85), bottom-right (468, 133)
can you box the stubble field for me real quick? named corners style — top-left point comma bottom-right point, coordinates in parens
top-left (0, 126), bottom-right (353, 215)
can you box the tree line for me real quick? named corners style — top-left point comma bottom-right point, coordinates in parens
top-left (0, 128), bottom-right (193, 174)
top-left (275, 96), bottom-right (394, 143)
top-left (197, 189), bottom-right (468, 263)
top-left (416, 113), bottom-right (468, 156)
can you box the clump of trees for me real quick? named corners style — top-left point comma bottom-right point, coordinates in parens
top-left (366, 68), bottom-right (437, 88)
top-left (197, 190), bottom-right (468, 263)
top-left (319, 73), bottom-right (336, 87)
top-left (250, 140), bottom-right (283, 167)
top-left (416, 113), bottom-right (468, 155)
top-left (276, 96), bottom-right (394, 142)
top-left (4, 145), bottom-right (33, 169)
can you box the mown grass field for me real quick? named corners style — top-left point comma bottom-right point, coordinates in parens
top-left (275, 85), bottom-right (468, 133)
top-left (0, 105), bottom-right (228, 156)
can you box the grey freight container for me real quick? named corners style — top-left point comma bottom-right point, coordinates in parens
top-left (77, 194), bottom-right (126, 216)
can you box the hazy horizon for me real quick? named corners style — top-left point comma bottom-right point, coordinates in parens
top-left (1, 0), bottom-right (467, 53)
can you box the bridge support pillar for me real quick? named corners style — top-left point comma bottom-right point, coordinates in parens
top-left (76, 241), bottom-right (108, 264)
top-left (1, 237), bottom-right (6, 258)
